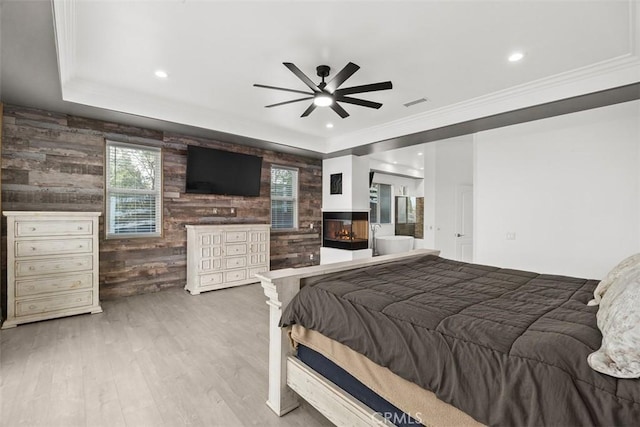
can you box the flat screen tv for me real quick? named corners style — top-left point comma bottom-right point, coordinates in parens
top-left (186, 145), bottom-right (263, 196)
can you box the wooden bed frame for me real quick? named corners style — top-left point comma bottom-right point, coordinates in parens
top-left (257, 249), bottom-right (440, 427)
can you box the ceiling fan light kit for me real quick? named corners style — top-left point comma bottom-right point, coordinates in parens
top-left (313, 94), bottom-right (333, 107)
top-left (254, 62), bottom-right (392, 118)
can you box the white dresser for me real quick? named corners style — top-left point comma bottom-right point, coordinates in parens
top-left (185, 224), bottom-right (270, 295)
top-left (2, 211), bottom-right (102, 329)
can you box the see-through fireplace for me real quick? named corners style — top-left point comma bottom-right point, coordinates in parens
top-left (322, 211), bottom-right (369, 250)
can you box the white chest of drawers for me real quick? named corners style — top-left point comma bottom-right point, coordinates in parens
top-left (2, 211), bottom-right (103, 329)
top-left (185, 224), bottom-right (270, 295)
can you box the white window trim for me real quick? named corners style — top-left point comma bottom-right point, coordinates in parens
top-left (105, 140), bottom-right (163, 239)
top-left (271, 165), bottom-right (299, 230)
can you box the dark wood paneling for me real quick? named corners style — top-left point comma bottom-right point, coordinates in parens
top-left (1, 105), bottom-right (322, 299)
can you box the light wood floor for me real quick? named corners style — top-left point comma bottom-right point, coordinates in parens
top-left (0, 284), bottom-right (332, 427)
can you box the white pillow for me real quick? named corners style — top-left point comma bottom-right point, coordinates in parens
top-left (587, 267), bottom-right (640, 378)
top-left (588, 253), bottom-right (640, 306)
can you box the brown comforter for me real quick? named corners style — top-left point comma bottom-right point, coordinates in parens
top-left (280, 255), bottom-right (640, 426)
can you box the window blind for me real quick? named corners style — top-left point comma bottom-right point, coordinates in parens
top-left (271, 167), bottom-right (298, 229)
top-left (106, 141), bottom-right (162, 238)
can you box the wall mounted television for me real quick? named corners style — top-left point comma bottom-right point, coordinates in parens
top-left (186, 145), bottom-right (263, 196)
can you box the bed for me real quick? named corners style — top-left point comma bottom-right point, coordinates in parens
top-left (257, 249), bottom-right (640, 426)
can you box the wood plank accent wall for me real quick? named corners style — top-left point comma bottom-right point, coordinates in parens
top-left (1, 105), bottom-right (322, 299)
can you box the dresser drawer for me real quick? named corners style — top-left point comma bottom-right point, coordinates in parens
top-left (16, 273), bottom-right (93, 297)
top-left (225, 231), bottom-right (247, 243)
top-left (201, 246), bottom-right (222, 258)
top-left (200, 258), bottom-right (221, 272)
top-left (248, 266), bottom-right (268, 278)
top-left (15, 238), bottom-right (93, 258)
top-left (199, 232), bottom-right (222, 246)
top-left (224, 269), bottom-right (247, 283)
top-left (16, 291), bottom-right (93, 317)
top-left (249, 253), bottom-right (268, 266)
top-left (199, 272), bottom-right (223, 287)
top-left (15, 255), bottom-right (93, 278)
top-left (225, 244), bottom-right (247, 256)
top-left (225, 256), bottom-right (247, 269)
top-left (249, 242), bottom-right (268, 253)
top-left (15, 220), bottom-right (93, 237)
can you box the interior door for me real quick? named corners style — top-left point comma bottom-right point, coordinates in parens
top-left (455, 185), bottom-right (473, 262)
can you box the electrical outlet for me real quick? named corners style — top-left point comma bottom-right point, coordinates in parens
top-left (506, 232), bottom-right (516, 240)
top-left (310, 223), bottom-right (314, 229)
top-left (230, 208), bottom-right (235, 214)
top-left (309, 253), bottom-right (314, 260)
top-left (212, 208), bottom-right (218, 214)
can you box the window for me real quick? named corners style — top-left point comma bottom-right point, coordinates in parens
top-left (106, 141), bottom-right (162, 238)
top-left (271, 166), bottom-right (298, 229)
top-left (369, 183), bottom-right (391, 224)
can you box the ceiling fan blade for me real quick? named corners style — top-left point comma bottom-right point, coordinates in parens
top-left (253, 84), bottom-right (314, 96)
top-left (283, 62), bottom-right (321, 93)
top-left (331, 102), bottom-right (350, 118)
top-left (334, 81), bottom-right (393, 96)
top-left (325, 62), bottom-right (360, 93)
top-left (301, 103), bottom-right (317, 117)
top-left (336, 96), bottom-right (382, 109)
top-left (265, 97), bottom-right (314, 108)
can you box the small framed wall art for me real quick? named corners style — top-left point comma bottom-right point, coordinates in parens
top-left (330, 173), bottom-right (343, 195)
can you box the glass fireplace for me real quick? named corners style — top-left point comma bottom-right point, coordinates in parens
top-left (323, 211), bottom-right (369, 250)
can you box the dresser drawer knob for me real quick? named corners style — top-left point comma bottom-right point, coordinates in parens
top-left (30, 227), bottom-right (36, 232)
top-left (29, 266), bottom-right (35, 271)
top-left (78, 226), bottom-right (83, 230)
top-left (31, 247), bottom-right (36, 251)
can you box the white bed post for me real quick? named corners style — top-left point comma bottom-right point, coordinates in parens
top-left (260, 272), bottom-right (301, 416)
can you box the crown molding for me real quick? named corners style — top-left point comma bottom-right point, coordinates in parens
top-left (327, 0), bottom-right (640, 152)
top-left (51, 0), bottom-right (76, 86)
top-left (53, 0), bottom-right (640, 156)
top-left (326, 54), bottom-right (640, 153)
top-left (60, 78), bottom-right (325, 152)
top-left (630, 0), bottom-right (639, 55)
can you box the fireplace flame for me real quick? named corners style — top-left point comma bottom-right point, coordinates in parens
top-left (334, 228), bottom-right (354, 240)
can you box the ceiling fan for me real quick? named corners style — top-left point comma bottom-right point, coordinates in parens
top-left (254, 62), bottom-right (392, 118)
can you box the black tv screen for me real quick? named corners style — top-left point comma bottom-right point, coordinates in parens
top-left (186, 145), bottom-right (263, 196)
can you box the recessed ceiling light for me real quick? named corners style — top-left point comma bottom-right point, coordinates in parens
top-left (154, 70), bottom-right (169, 78)
top-left (508, 52), bottom-right (524, 62)
top-left (326, 123), bottom-right (334, 129)
top-left (393, 161), bottom-right (398, 164)
top-left (418, 152), bottom-right (423, 156)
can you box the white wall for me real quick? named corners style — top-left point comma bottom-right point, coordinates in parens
top-left (421, 136), bottom-right (474, 258)
top-left (322, 155), bottom-right (369, 211)
top-left (434, 136), bottom-right (474, 259)
top-left (474, 100), bottom-right (640, 279)
top-left (422, 144), bottom-right (437, 249)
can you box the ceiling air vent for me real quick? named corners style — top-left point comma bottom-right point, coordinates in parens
top-left (403, 97), bottom-right (428, 108)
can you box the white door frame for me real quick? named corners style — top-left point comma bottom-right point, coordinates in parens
top-left (455, 184), bottom-right (473, 262)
